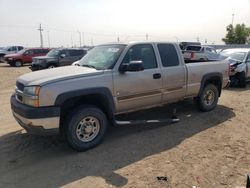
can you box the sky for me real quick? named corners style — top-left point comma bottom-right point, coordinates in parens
top-left (0, 0), bottom-right (250, 47)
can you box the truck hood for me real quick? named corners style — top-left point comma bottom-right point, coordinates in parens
top-left (33, 56), bottom-right (56, 60)
top-left (18, 66), bottom-right (104, 86)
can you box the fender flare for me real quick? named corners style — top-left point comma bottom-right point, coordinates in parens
top-left (54, 87), bottom-right (115, 119)
top-left (198, 72), bottom-right (223, 96)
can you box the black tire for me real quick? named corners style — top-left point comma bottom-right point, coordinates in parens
top-left (47, 64), bottom-right (57, 69)
top-left (238, 72), bottom-right (246, 88)
top-left (9, 62), bottom-right (15, 67)
top-left (0, 54), bottom-right (5, 63)
top-left (196, 84), bottom-right (219, 112)
top-left (64, 105), bottom-right (108, 151)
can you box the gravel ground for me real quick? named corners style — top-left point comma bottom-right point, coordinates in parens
top-left (0, 63), bottom-right (250, 188)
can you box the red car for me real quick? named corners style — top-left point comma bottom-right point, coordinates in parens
top-left (4, 48), bottom-right (51, 67)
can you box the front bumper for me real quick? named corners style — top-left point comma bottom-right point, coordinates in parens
top-left (30, 64), bottom-right (46, 71)
top-left (11, 95), bottom-right (60, 135)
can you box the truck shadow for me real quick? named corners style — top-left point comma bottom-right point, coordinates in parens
top-left (224, 81), bottom-right (250, 92)
top-left (0, 101), bottom-right (235, 188)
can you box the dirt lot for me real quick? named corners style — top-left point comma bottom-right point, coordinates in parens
top-left (0, 63), bottom-right (250, 188)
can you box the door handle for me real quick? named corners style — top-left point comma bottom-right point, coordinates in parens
top-left (153, 73), bottom-right (161, 79)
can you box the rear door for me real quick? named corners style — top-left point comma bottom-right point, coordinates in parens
top-left (69, 50), bottom-right (84, 63)
top-left (113, 44), bottom-right (163, 113)
top-left (157, 43), bottom-right (186, 103)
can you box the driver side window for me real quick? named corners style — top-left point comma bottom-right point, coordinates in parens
top-left (122, 44), bottom-right (157, 69)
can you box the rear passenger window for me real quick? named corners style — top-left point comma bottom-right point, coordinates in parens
top-left (122, 44), bottom-right (157, 69)
top-left (69, 50), bottom-right (84, 56)
top-left (33, 49), bottom-right (41, 54)
top-left (157, 44), bottom-right (179, 67)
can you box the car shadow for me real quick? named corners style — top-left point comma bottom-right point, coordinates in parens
top-left (0, 100), bottom-right (235, 188)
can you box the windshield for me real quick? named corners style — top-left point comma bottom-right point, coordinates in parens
top-left (17, 49), bottom-right (27, 54)
top-left (3, 46), bottom-right (11, 50)
top-left (220, 51), bottom-right (247, 62)
top-left (78, 44), bottom-right (125, 70)
top-left (47, 49), bottom-right (61, 57)
top-left (186, 46), bottom-right (202, 51)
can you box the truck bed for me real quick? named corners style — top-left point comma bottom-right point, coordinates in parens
top-left (185, 60), bottom-right (229, 97)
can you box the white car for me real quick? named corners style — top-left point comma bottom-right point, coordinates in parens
top-left (183, 45), bottom-right (222, 62)
top-left (0, 46), bottom-right (24, 62)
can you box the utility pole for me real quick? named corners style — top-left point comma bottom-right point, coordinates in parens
top-left (91, 38), bottom-right (93, 46)
top-left (81, 32), bottom-right (84, 46)
top-left (78, 31), bottom-right (82, 47)
top-left (231, 13), bottom-right (235, 26)
top-left (47, 31), bottom-right (51, 48)
top-left (38, 24), bottom-right (43, 48)
top-left (70, 34), bottom-right (73, 47)
top-left (196, 36), bottom-right (200, 42)
top-left (146, 33), bottom-right (149, 40)
top-left (117, 37), bottom-right (120, 43)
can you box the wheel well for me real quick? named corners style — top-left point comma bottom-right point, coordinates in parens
top-left (47, 62), bottom-right (57, 67)
top-left (15, 59), bottom-right (23, 62)
top-left (60, 94), bottom-right (114, 125)
top-left (202, 76), bottom-right (222, 96)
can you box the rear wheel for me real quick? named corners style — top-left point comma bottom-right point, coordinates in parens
top-left (196, 84), bottom-right (219, 112)
top-left (238, 72), bottom-right (246, 88)
top-left (64, 105), bottom-right (108, 151)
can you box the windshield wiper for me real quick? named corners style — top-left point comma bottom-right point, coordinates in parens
top-left (82, 64), bottom-right (97, 69)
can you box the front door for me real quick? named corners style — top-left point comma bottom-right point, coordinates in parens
top-left (59, 50), bottom-right (72, 66)
top-left (113, 44), bottom-right (163, 113)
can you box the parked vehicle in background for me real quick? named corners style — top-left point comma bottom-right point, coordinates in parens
top-left (183, 45), bottom-right (223, 62)
top-left (4, 48), bottom-right (50, 67)
top-left (0, 46), bottom-right (24, 62)
top-left (220, 48), bottom-right (250, 87)
top-left (11, 41), bottom-right (229, 151)
top-left (30, 48), bottom-right (87, 71)
top-left (179, 42), bottom-right (201, 50)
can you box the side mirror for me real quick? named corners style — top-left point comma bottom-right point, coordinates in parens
top-left (119, 61), bottom-right (144, 72)
top-left (60, 54), bottom-right (66, 58)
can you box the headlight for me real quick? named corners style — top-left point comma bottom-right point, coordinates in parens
top-left (22, 86), bottom-right (40, 107)
top-left (23, 86), bottom-right (40, 96)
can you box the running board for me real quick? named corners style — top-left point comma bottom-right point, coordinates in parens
top-left (115, 118), bottom-right (180, 125)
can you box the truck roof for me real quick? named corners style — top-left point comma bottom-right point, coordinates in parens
top-left (99, 41), bottom-right (177, 46)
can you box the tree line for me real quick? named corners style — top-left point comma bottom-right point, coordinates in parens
top-left (222, 24), bottom-right (250, 44)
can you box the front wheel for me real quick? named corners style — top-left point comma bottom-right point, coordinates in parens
top-left (48, 64), bottom-right (56, 69)
top-left (14, 61), bottom-right (23, 67)
top-left (64, 105), bottom-right (108, 151)
top-left (195, 84), bottom-right (219, 112)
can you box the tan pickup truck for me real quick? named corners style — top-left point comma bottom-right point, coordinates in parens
top-left (11, 41), bottom-right (229, 151)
